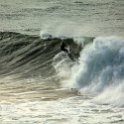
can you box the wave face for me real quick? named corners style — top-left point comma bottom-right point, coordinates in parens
top-left (0, 32), bottom-right (57, 78)
top-left (59, 36), bottom-right (124, 107)
top-left (0, 32), bottom-right (88, 79)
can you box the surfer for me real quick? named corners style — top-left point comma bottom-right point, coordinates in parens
top-left (60, 41), bottom-right (75, 61)
top-left (61, 41), bottom-right (68, 53)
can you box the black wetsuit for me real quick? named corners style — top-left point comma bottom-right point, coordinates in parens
top-left (60, 42), bottom-right (75, 61)
top-left (61, 42), bottom-right (68, 53)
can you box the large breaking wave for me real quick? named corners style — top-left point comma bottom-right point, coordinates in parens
top-left (0, 31), bottom-right (124, 107)
top-left (0, 32), bottom-right (87, 78)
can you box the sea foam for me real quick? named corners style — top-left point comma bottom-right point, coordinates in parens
top-left (54, 36), bottom-right (124, 107)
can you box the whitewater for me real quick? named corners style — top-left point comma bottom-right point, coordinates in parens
top-left (0, 0), bottom-right (124, 124)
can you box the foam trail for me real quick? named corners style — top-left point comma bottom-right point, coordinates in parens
top-left (94, 81), bottom-right (124, 107)
top-left (52, 52), bottom-right (73, 80)
top-left (62, 36), bottom-right (124, 107)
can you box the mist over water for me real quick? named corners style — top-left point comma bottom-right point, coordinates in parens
top-left (58, 37), bottom-right (124, 107)
top-left (0, 0), bottom-right (124, 37)
top-left (0, 0), bottom-right (124, 124)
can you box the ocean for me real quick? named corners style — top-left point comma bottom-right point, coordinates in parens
top-left (0, 0), bottom-right (124, 124)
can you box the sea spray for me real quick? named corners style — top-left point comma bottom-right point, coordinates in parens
top-left (56, 36), bottom-right (124, 106)
top-left (39, 20), bottom-right (96, 39)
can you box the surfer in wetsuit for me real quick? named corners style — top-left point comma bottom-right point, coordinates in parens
top-left (60, 41), bottom-right (75, 61)
top-left (61, 41), bottom-right (68, 53)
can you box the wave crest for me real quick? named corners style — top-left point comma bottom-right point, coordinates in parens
top-left (59, 36), bottom-right (124, 107)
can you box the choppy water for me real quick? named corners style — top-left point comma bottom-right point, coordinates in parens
top-left (0, 0), bottom-right (124, 36)
top-left (0, 0), bottom-right (124, 124)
